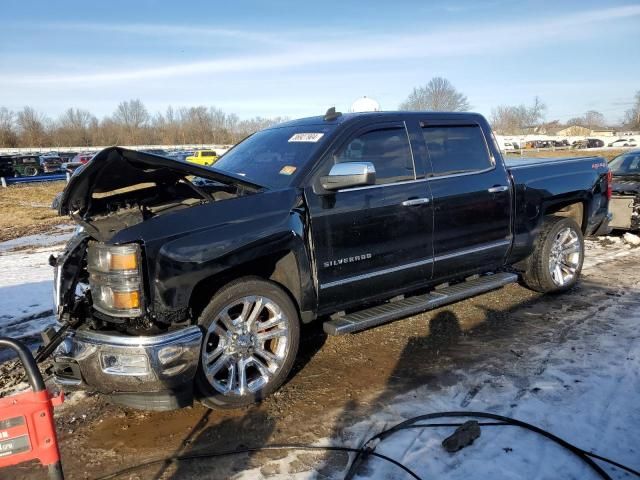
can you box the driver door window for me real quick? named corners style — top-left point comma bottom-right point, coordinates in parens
top-left (334, 127), bottom-right (415, 184)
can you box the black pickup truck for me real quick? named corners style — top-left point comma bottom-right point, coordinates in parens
top-left (49, 110), bottom-right (611, 410)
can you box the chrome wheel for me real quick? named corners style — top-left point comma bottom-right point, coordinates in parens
top-left (548, 227), bottom-right (581, 287)
top-left (201, 295), bottom-right (289, 396)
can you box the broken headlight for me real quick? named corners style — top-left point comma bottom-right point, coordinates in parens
top-left (87, 243), bottom-right (144, 317)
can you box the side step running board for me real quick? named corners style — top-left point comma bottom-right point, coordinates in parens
top-left (323, 272), bottom-right (518, 335)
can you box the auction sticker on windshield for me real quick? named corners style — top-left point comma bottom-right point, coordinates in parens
top-left (279, 166), bottom-right (297, 175)
top-left (288, 133), bottom-right (324, 142)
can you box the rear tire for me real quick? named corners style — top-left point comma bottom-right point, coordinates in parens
top-left (195, 277), bottom-right (300, 409)
top-left (520, 216), bottom-right (584, 293)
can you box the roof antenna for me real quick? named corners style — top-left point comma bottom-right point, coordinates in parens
top-left (324, 106), bottom-right (342, 121)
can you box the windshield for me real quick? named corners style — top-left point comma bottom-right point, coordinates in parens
top-left (609, 152), bottom-right (640, 175)
top-left (213, 125), bottom-right (334, 188)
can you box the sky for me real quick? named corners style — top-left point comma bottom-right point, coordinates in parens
top-left (0, 0), bottom-right (639, 124)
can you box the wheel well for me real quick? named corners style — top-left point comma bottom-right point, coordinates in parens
top-left (189, 251), bottom-right (302, 322)
top-left (545, 201), bottom-right (586, 232)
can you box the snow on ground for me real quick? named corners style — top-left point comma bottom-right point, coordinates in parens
top-left (235, 238), bottom-right (640, 480)
top-left (0, 224), bottom-right (73, 253)
top-left (0, 231), bottom-right (71, 343)
top-left (338, 292), bottom-right (640, 480)
top-left (583, 233), bottom-right (640, 268)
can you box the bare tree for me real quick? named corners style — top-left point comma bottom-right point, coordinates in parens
top-left (565, 116), bottom-right (584, 127)
top-left (623, 90), bottom-right (640, 130)
top-left (113, 99), bottom-right (149, 129)
top-left (113, 99), bottom-right (150, 144)
top-left (399, 77), bottom-right (470, 112)
top-left (524, 96), bottom-right (546, 127)
top-left (583, 110), bottom-right (606, 130)
top-left (16, 106), bottom-right (49, 147)
top-left (0, 101), bottom-right (288, 147)
top-left (0, 107), bottom-right (17, 147)
top-left (232, 116), bottom-right (286, 141)
top-left (94, 118), bottom-right (120, 146)
top-left (566, 110), bottom-right (606, 130)
top-left (55, 108), bottom-right (97, 146)
top-left (490, 97), bottom-right (547, 135)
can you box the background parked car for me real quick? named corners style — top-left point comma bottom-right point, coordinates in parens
top-left (140, 148), bottom-right (169, 156)
top-left (166, 150), bottom-right (191, 162)
top-left (608, 138), bottom-right (638, 147)
top-left (12, 155), bottom-right (42, 176)
top-left (572, 138), bottom-right (604, 149)
top-left (58, 152), bottom-right (78, 163)
top-left (63, 152), bottom-right (95, 172)
top-left (186, 149), bottom-right (219, 166)
top-left (39, 154), bottom-right (63, 173)
top-left (0, 155), bottom-right (14, 177)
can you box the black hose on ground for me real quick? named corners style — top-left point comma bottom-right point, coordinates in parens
top-left (96, 411), bottom-right (640, 480)
top-left (345, 411), bottom-right (622, 480)
top-left (96, 444), bottom-right (422, 480)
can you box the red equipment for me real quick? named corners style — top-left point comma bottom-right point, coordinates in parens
top-left (0, 338), bottom-right (64, 479)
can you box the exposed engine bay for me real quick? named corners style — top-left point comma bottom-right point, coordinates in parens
top-left (75, 178), bottom-right (243, 242)
top-left (46, 147), bottom-right (264, 355)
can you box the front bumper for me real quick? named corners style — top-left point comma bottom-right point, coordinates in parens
top-left (52, 326), bottom-right (202, 409)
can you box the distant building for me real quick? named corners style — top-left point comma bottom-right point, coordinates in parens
top-left (556, 125), bottom-right (591, 136)
top-left (590, 128), bottom-right (616, 137)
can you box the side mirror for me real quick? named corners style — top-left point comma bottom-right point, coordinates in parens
top-left (320, 162), bottom-right (376, 191)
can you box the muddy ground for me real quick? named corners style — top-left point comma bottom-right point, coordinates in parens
top-left (3, 239), bottom-right (639, 480)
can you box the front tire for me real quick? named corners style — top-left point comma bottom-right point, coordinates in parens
top-left (520, 216), bottom-right (584, 293)
top-left (195, 277), bottom-right (300, 409)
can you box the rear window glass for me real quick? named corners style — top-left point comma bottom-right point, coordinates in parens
top-left (422, 125), bottom-right (492, 176)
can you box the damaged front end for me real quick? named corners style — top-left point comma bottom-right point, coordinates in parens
top-left (48, 147), bottom-right (263, 409)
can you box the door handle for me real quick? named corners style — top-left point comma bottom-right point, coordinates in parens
top-left (402, 198), bottom-right (430, 206)
top-left (488, 185), bottom-right (509, 193)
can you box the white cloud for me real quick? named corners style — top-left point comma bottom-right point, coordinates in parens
top-left (33, 21), bottom-right (291, 46)
top-left (2, 4), bottom-right (638, 89)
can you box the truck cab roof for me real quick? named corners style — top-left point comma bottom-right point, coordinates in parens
top-left (272, 110), bottom-right (487, 129)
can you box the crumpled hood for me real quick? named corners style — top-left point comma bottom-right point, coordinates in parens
top-left (58, 147), bottom-right (263, 216)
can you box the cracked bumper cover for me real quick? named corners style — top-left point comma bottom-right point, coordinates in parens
top-left (51, 326), bottom-right (202, 395)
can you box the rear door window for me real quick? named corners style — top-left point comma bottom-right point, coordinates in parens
top-left (335, 126), bottom-right (415, 185)
top-left (422, 125), bottom-right (492, 176)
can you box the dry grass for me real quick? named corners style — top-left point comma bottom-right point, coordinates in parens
top-left (0, 181), bottom-right (69, 242)
top-left (505, 148), bottom-right (627, 162)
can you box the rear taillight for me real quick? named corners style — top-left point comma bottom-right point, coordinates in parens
top-left (607, 170), bottom-right (612, 200)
